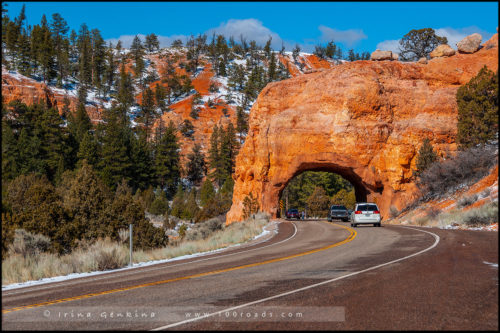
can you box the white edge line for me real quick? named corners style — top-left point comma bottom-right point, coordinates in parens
top-left (150, 225), bottom-right (440, 330)
top-left (3, 221), bottom-right (297, 296)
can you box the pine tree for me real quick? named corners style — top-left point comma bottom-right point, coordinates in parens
top-left (414, 138), bottom-right (438, 177)
top-left (145, 33), bottom-right (160, 52)
top-left (96, 106), bottom-right (133, 190)
top-left (77, 131), bottom-right (99, 167)
top-left (138, 86), bottom-right (156, 135)
top-left (222, 122), bottom-right (239, 175)
top-left (182, 189), bottom-right (200, 221)
top-left (170, 183), bottom-right (185, 217)
top-left (220, 175), bottom-right (234, 197)
top-left (154, 83), bottom-right (167, 112)
top-left (39, 16), bottom-right (56, 83)
top-left (90, 28), bottom-right (106, 95)
top-left (116, 62), bottom-right (135, 109)
top-left (50, 13), bottom-right (70, 87)
top-left (292, 44), bottom-right (301, 64)
top-left (348, 49), bottom-right (356, 62)
top-left (130, 35), bottom-right (145, 86)
top-left (77, 23), bottom-right (92, 86)
top-left (67, 101), bottom-right (92, 143)
top-left (208, 124), bottom-right (226, 187)
top-left (199, 179), bottom-right (215, 206)
top-left (314, 44), bottom-right (326, 59)
top-left (186, 143), bottom-right (206, 185)
top-left (129, 130), bottom-right (154, 191)
top-left (267, 51), bottom-right (277, 82)
top-left (16, 27), bottom-right (31, 76)
top-left (154, 120), bottom-right (181, 197)
top-left (2, 117), bottom-right (20, 182)
top-left (236, 106), bottom-right (248, 143)
top-left (103, 43), bottom-right (116, 97)
top-left (37, 104), bottom-right (69, 181)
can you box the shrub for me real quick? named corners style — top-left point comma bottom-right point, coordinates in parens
top-left (418, 144), bottom-right (498, 198)
top-left (415, 216), bottom-right (429, 226)
top-left (178, 224), bottom-right (188, 239)
top-left (457, 194), bottom-right (478, 208)
top-left (389, 205), bottom-right (400, 218)
top-left (457, 66), bottom-right (498, 149)
top-left (480, 188), bottom-right (491, 198)
top-left (414, 138), bottom-right (438, 177)
top-left (462, 202), bottom-right (498, 226)
top-left (9, 229), bottom-right (51, 258)
top-left (426, 207), bottom-right (441, 219)
top-left (149, 190), bottom-right (169, 215)
top-left (185, 216), bottom-right (225, 241)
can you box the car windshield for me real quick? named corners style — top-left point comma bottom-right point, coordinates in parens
top-left (289, 209), bottom-right (298, 213)
top-left (357, 204), bottom-right (378, 211)
top-left (331, 205), bottom-right (347, 210)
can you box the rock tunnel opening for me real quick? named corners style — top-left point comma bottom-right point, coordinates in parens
top-left (276, 166), bottom-right (369, 218)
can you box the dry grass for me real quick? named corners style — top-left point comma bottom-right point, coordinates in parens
top-left (2, 214), bottom-right (270, 286)
top-left (436, 201), bottom-right (498, 228)
top-left (132, 213), bottom-right (269, 263)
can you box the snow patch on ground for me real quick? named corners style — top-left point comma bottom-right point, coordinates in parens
top-left (483, 261), bottom-right (498, 269)
top-left (440, 222), bottom-right (498, 232)
top-left (1, 221), bottom-right (277, 291)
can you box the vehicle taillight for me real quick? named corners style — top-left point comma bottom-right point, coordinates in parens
top-left (373, 210), bottom-right (380, 214)
top-left (354, 211), bottom-right (362, 214)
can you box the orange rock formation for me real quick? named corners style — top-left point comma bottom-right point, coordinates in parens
top-left (2, 71), bottom-right (104, 123)
top-left (226, 34), bottom-right (498, 224)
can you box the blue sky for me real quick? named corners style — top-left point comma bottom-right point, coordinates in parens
top-left (3, 2), bottom-right (499, 53)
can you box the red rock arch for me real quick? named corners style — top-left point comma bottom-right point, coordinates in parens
top-left (226, 35), bottom-right (498, 224)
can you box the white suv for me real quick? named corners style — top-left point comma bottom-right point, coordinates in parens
top-left (351, 203), bottom-right (381, 227)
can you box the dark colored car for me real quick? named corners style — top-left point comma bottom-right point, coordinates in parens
top-left (285, 209), bottom-right (300, 219)
top-left (328, 205), bottom-right (349, 222)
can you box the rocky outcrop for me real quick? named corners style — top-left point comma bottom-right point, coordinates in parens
top-left (226, 33), bottom-right (498, 224)
top-left (430, 44), bottom-right (456, 58)
top-left (457, 33), bottom-right (482, 53)
top-left (371, 50), bottom-right (394, 61)
top-left (418, 57), bottom-right (428, 64)
top-left (2, 70), bottom-right (103, 123)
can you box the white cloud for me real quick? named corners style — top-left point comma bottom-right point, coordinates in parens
top-left (106, 18), bottom-right (285, 49)
top-left (375, 39), bottom-right (400, 53)
top-left (376, 26), bottom-right (495, 53)
top-left (206, 18), bottom-right (283, 49)
top-left (318, 25), bottom-right (367, 47)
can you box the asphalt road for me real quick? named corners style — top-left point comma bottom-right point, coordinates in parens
top-left (2, 220), bottom-right (498, 330)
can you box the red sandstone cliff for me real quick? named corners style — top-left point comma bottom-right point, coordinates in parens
top-left (2, 69), bottom-right (104, 123)
top-left (226, 34), bottom-right (498, 224)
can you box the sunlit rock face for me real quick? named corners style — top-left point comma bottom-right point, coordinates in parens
top-left (226, 34), bottom-right (498, 224)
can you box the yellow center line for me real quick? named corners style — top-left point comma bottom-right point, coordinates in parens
top-left (2, 222), bottom-right (356, 314)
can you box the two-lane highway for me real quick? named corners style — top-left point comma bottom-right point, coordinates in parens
top-left (2, 220), bottom-right (497, 330)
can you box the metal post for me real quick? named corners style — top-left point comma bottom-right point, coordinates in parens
top-left (129, 224), bottom-right (133, 267)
